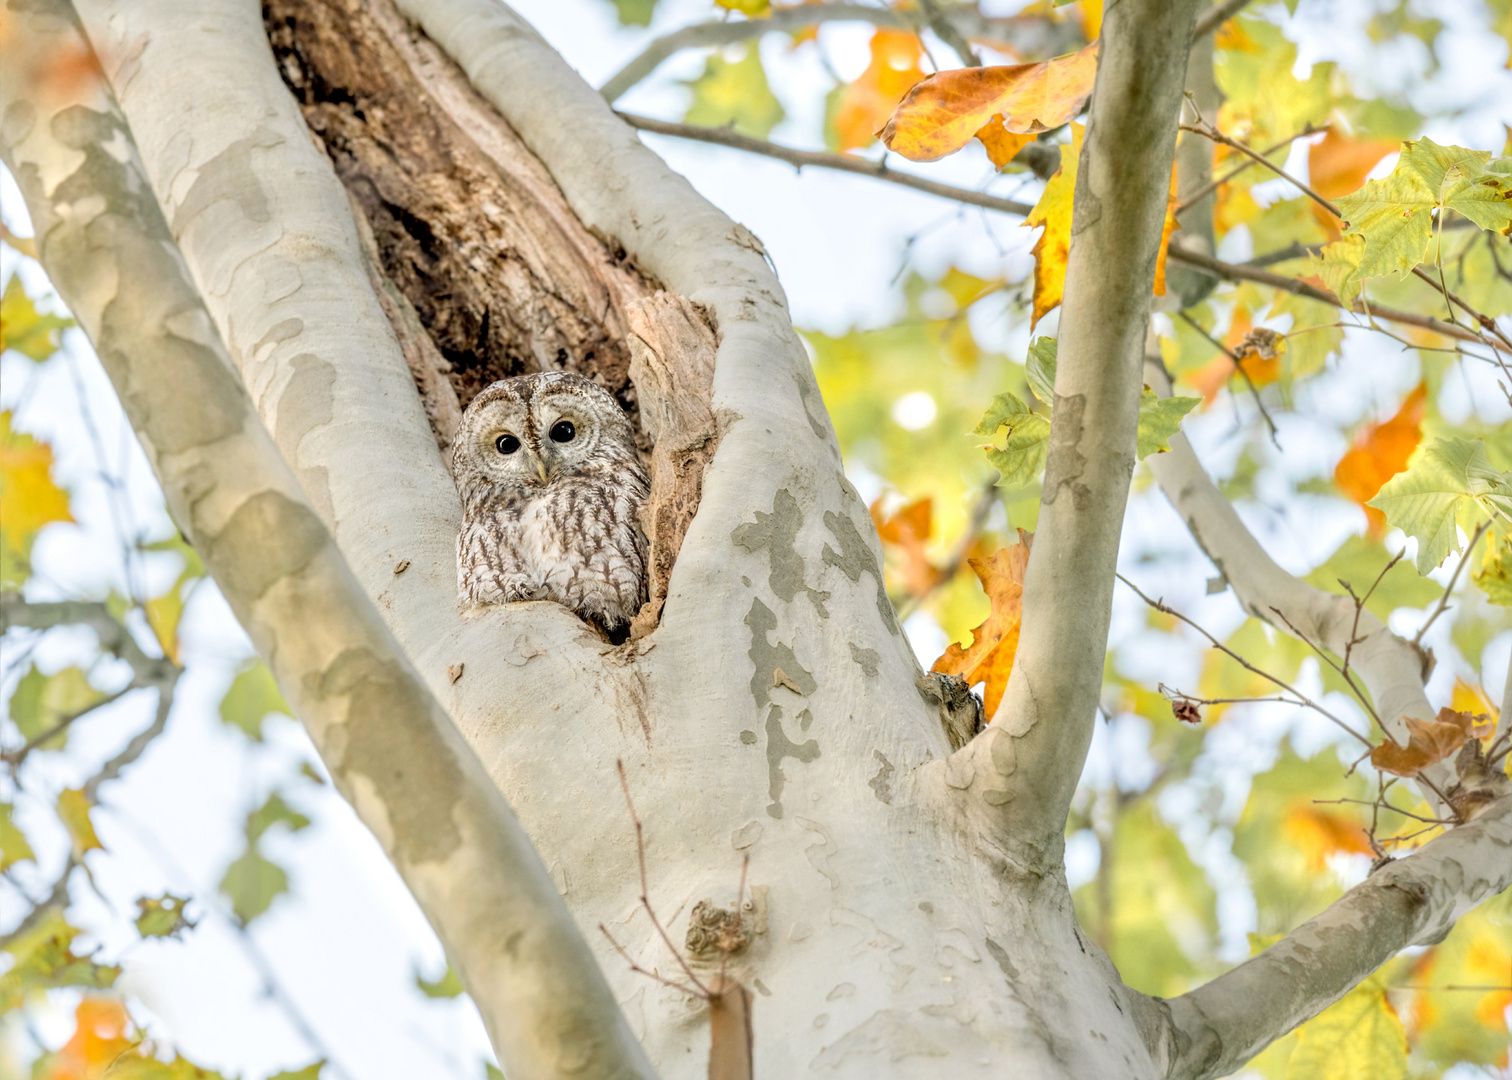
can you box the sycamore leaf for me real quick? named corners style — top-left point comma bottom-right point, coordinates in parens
top-left (1286, 972), bottom-right (1406, 1080)
top-left (974, 115), bottom-right (1036, 169)
top-left (1473, 531), bottom-right (1512, 606)
top-left (930, 531), bottom-right (1032, 718)
top-left (1370, 707), bottom-right (1494, 778)
top-left (1282, 804), bottom-right (1374, 870)
top-left (1136, 390), bottom-right (1200, 459)
top-left (416, 964), bottom-right (465, 998)
top-left (1022, 124), bottom-right (1083, 327)
top-left (219, 848), bottom-right (289, 925)
top-left (871, 496), bottom-right (941, 597)
top-left (220, 661), bottom-right (291, 741)
top-left (1334, 384), bottom-right (1426, 534)
top-left (0, 411), bottom-right (73, 589)
top-left (57, 788), bottom-right (103, 857)
top-left (1309, 126), bottom-right (1399, 233)
top-left (683, 45), bottom-right (783, 140)
top-left (1313, 234), bottom-right (1366, 307)
top-left (880, 40), bottom-right (1099, 162)
top-left (0, 910), bottom-right (119, 1011)
top-left (10, 664), bottom-right (104, 751)
top-left (1368, 437), bottom-right (1512, 574)
top-left (0, 274), bottom-right (73, 361)
top-left (976, 391), bottom-right (1051, 487)
top-left (1335, 138), bottom-right (1512, 281)
top-left (32, 997), bottom-right (231, 1080)
top-left (245, 791), bottom-right (311, 844)
top-left (1025, 336), bottom-right (1057, 405)
top-left (827, 30), bottom-right (923, 153)
top-left (134, 893), bottom-right (195, 939)
top-left (1, 801), bottom-right (35, 870)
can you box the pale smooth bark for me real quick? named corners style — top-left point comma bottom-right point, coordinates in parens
top-left (0, 7), bottom-right (653, 1077)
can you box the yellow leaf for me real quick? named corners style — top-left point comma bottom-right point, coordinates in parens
top-left (931, 531), bottom-right (1032, 718)
top-left (1287, 973), bottom-right (1407, 1080)
top-left (1, 274), bottom-right (73, 361)
top-left (829, 30), bottom-right (923, 153)
top-left (715, 0), bottom-right (769, 13)
top-left (683, 44), bottom-right (784, 139)
top-left (0, 411), bottom-right (73, 587)
top-left (56, 788), bottom-right (102, 857)
top-left (144, 587), bottom-right (185, 664)
top-left (1023, 123), bottom-right (1083, 328)
top-left (1308, 126), bottom-right (1399, 235)
top-left (881, 40), bottom-right (1099, 162)
top-left (1153, 161), bottom-right (1180, 296)
top-left (1282, 804), bottom-right (1373, 871)
top-left (974, 114), bottom-right (1036, 169)
top-left (1333, 384), bottom-right (1425, 535)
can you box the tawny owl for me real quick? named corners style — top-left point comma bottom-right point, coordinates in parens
top-left (453, 371), bottom-right (649, 633)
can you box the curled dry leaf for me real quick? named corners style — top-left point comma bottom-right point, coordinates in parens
top-left (1369, 706), bottom-right (1493, 778)
top-left (880, 40), bottom-right (1099, 163)
top-left (930, 530), bottom-right (1032, 719)
top-left (1172, 698), bottom-right (1203, 725)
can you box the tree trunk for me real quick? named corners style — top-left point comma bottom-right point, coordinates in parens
top-left (4, 0), bottom-right (1508, 1077)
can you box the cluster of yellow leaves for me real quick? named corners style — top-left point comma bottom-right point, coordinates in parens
top-left (1332, 383), bottom-right (1425, 534)
top-left (930, 530), bottom-right (1031, 718)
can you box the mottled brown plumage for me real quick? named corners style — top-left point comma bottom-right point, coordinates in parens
top-left (454, 372), bottom-right (649, 631)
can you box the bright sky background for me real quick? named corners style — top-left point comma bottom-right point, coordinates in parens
top-left (1, 2), bottom-right (1509, 1078)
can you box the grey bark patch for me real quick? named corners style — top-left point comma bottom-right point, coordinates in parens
top-left (731, 821), bottom-right (762, 849)
top-left (795, 373), bottom-right (830, 441)
top-left (744, 597), bottom-right (817, 709)
top-left (253, 317), bottom-right (304, 357)
top-left (171, 126), bottom-right (284, 231)
top-left (1042, 392), bottom-right (1090, 508)
top-left (739, 729), bottom-right (757, 745)
top-left (821, 510), bottom-right (900, 635)
top-left (731, 488), bottom-right (829, 616)
top-left (764, 705), bottom-right (819, 819)
top-left (205, 491), bottom-right (329, 603)
top-left (797, 708), bottom-right (813, 731)
top-left (848, 642), bottom-right (880, 676)
top-left (274, 353), bottom-right (337, 522)
top-left (317, 646), bottom-right (463, 865)
top-left (984, 936), bottom-right (1019, 981)
top-left (809, 1010), bottom-right (948, 1069)
top-left (2, 100), bottom-right (37, 147)
top-left (869, 750), bottom-right (895, 804)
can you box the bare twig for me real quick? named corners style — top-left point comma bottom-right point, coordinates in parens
top-left (1193, 0), bottom-right (1256, 38)
top-left (918, 0), bottom-right (980, 67)
top-left (1413, 521), bottom-right (1491, 646)
top-left (1174, 308), bottom-right (1280, 443)
top-left (1180, 120), bottom-right (1340, 218)
top-left (1176, 125), bottom-right (1321, 217)
top-left (1268, 605), bottom-right (1387, 737)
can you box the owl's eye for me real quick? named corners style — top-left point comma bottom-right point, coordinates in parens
top-left (495, 433), bottom-right (521, 455)
top-left (549, 420), bottom-right (576, 444)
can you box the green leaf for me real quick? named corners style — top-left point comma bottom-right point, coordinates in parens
top-left (1136, 391), bottom-right (1200, 459)
top-left (0, 274), bottom-right (73, 361)
top-left (1025, 336), bottom-right (1058, 405)
top-left (0, 801), bottom-right (35, 870)
top-left (605, 0), bottom-right (656, 25)
top-left (1367, 437), bottom-right (1512, 574)
top-left (1285, 972), bottom-right (1406, 1080)
top-left (977, 391), bottom-right (1051, 488)
top-left (1304, 535), bottom-right (1442, 619)
top-left (269, 1065), bottom-right (325, 1080)
top-left (1473, 531), bottom-right (1512, 606)
top-left (484, 1066), bottom-right (506, 1080)
top-left (135, 893), bottom-right (195, 939)
top-left (220, 661), bottom-right (292, 741)
top-left (416, 963), bottom-right (465, 998)
top-left (219, 848), bottom-right (290, 925)
top-left (9, 664), bottom-right (104, 751)
top-left (0, 908), bottom-right (119, 1011)
top-left (245, 791), bottom-right (311, 844)
top-left (683, 46), bottom-right (784, 140)
top-left (1312, 235), bottom-right (1366, 307)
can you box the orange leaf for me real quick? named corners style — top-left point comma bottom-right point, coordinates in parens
top-left (831, 30), bottom-right (924, 153)
top-left (880, 40), bottom-right (1099, 163)
top-left (871, 496), bottom-right (941, 598)
top-left (1187, 307), bottom-right (1282, 402)
top-left (1283, 804), bottom-right (1374, 870)
top-left (1334, 383), bottom-right (1425, 534)
top-left (1370, 706), bottom-right (1495, 778)
top-left (38, 998), bottom-right (135, 1080)
top-left (1023, 123), bottom-right (1083, 328)
top-left (1308, 126), bottom-right (1398, 234)
top-left (974, 114), bottom-right (1036, 169)
top-left (930, 530), bottom-right (1033, 719)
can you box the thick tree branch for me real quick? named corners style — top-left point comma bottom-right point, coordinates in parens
top-left (598, 4), bottom-right (1081, 103)
top-left (1161, 794), bottom-right (1512, 1080)
top-left (1192, 0), bottom-right (1256, 40)
top-left (0, 8), bottom-right (655, 1075)
top-left (936, 0), bottom-right (1204, 859)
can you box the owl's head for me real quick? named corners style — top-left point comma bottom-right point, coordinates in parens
top-left (452, 371), bottom-right (640, 502)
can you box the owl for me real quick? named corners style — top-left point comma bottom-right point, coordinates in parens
top-left (453, 371), bottom-right (650, 634)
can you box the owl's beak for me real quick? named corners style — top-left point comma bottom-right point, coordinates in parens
top-left (536, 457), bottom-right (549, 484)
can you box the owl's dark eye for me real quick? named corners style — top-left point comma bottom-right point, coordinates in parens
top-left (495, 433), bottom-right (521, 455)
top-left (549, 420), bottom-right (576, 444)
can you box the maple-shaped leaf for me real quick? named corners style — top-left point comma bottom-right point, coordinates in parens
top-left (10, 664), bottom-right (104, 752)
top-left (683, 45), bottom-right (783, 140)
top-left (0, 274), bottom-right (73, 361)
top-left (1311, 233), bottom-right (1366, 307)
top-left (0, 411), bottom-right (73, 589)
top-left (880, 40), bottom-right (1099, 162)
top-left (1334, 383), bottom-right (1426, 534)
top-left (1136, 390), bottom-right (1199, 458)
top-left (828, 30), bottom-right (924, 153)
top-left (220, 847), bottom-right (290, 925)
top-left (976, 390), bottom-right (1051, 487)
top-left (1022, 124), bottom-right (1082, 327)
top-left (1335, 138), bottom-right (1512, 280)
top-left (871, 496), bottom-right (941, 598)
top-left (974, 115), bottom-right (1037, 169)
top-left (1368, 437), bottom-right (1512, 574)
top-left (220, 660), bottom-right (292, 741)
top-left (1370, 706), bottom-right (1494, 778)
top-left (931, 530), bottom-right (1032, 718)
top-left (134, 893), bottom-right (195, 940)
top-left (1282, 804), bottom-right (1374, 871)
top-left (1308, 126), bottom-right (1399, 233)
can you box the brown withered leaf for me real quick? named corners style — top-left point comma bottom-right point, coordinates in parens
top-left (1172, 698), bottom-right (1203, 725)
top-left (881, 40), bottom-right (1099, 163)
top-left (930, 530), bottom-right (1032, 719)
top-left (1369, 706), bottom-right (1493, 778)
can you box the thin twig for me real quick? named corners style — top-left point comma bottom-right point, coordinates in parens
top-left (1116, 573), bottom-right (1371, 746)
top-left (1174, 308), bottom-right (1280, 444)
top-left (3, 684), bottom-right (135, 767)
top-left (1193, 0), bottom-right (1256, 38)
top-left (1267, 605), bottom-right (1387, 737)
top-left (1413, 521), bottom-right (1490, 646)
top-left (918, 0), bottom-right (980, 66)
top-left (1176, 125), bottom-right (1321, 217)
top-left (1180, 121), bottom-right (1340, 218)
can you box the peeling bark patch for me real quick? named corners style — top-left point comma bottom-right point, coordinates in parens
top-left (764, 705), bottom-right (819, 819)
top-left (171, 126), bottom-right (283, 231)
top-left (822, 511), bottom-right (899, 635)
top-left (798, 817), bottom-right (839, 887)
top-left (849, 643), bottom-right (880, 676)
top-left (869, 750), bottom-right (895, 804)
top-left (1041, 392), bottom-right (1090, 508)
top-left (318, 647), bottom-right (463, 864)
top-left (253, 317), bottom-right (304, 358)
top-left (984, 936), bottom-right (1019, 981)
top-left (204, 491), bottom-right (328, 603)
top-left (731, 821), bottom-right (762, 849)
top-left (732, 488), bottom-right (829, 616)
top-left (795, 374), bottom-right (830, 442)
top-left (810, 1010), bottom-right (948, 1069)
top-left (273, 353), bottom-right (337, 521)
top-left (744, 597), bottom-right (817, 709)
